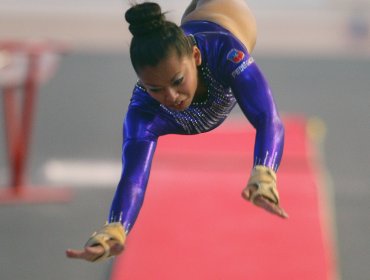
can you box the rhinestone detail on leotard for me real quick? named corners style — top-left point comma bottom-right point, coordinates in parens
top-left (159, 65), bottom-right (236, 134)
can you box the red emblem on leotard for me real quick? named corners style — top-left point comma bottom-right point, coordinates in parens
top-left (227, 49), bottom-right (245, 63)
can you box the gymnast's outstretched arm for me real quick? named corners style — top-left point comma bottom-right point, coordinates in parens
top-left (66, 107), bottom-right (160, 262)
top-left (216, 34), bottom-right (284, 172)
top-left (231, 61), bottom-right (285, 172)
top-left (108, 138), bottom-right (157, 234)
top-left (216, 34), bottom-right (287, 218)
top-left (107, 104), bottom-right (161, 234)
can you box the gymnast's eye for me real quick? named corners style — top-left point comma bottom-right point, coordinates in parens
top-left (173, 77), bottom-right (184, 87)
top-left (148, 88), bottom-right (162, 93)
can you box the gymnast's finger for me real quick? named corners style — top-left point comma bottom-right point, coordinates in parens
top-left (66, 245), bottom-right (104, 261)
top-left (253, 195), bottom-right (289, 219)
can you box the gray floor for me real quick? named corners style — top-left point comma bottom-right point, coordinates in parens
top-left (0, 52), bottom-right (369, 280)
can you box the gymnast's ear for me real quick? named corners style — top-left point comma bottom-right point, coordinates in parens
top-left (192, 46), bottom-right (202, 66)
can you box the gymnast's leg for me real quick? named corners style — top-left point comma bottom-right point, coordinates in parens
top-left (181, 0), bottom-right (257, 53)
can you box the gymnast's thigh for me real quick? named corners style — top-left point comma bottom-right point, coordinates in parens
top-left (182, 0), bottom-right (257, 53)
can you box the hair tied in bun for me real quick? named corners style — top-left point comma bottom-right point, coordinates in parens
top-left (125, 2), bottom-right (166, 36)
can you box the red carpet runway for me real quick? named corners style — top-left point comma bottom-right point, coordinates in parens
top-left (111, 116), bottom-right (337, 280)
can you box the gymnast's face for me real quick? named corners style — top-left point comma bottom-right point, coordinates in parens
top-left (138, 46), bottom-right (202, 111)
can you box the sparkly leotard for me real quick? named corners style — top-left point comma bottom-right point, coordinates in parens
top-left (109, 21), bottom-right (284, 233)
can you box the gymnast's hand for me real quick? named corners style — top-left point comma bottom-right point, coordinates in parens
top-left (242, 165), bottom-right (289, 219)
top-left (66, 241), bottom-right (124, 262)
top-left (66, 222), bottom-right (126, 262)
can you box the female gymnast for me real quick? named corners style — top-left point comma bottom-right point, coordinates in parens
top-left (66, 0), bottom-right (288, 262)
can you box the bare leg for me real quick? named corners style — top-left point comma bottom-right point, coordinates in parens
top-left (181, 0), bottom-right (257, 53)
top-left (182, 0), bottom-right (199, 22)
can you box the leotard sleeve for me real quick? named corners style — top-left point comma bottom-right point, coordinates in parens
top-left (107, 88), bottom-right (185, 234)
top-left (108, 104), bottom-right (159, 234)
top-left (216, 35), bottom-right (284, 171)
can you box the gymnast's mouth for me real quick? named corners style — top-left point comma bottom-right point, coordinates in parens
top-left (167, 100), bottom-right (187, 111)
top-left (175, 100), bottom-right (183, 106)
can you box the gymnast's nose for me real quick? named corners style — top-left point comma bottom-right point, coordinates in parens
top-left (164, 87), bottom-right (179, 103)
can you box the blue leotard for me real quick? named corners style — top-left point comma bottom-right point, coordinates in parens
top-left (108, 21), bottom-right (284, 234)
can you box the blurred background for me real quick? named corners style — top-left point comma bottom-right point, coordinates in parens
top-left (0, 0), bottom-right (369, 279)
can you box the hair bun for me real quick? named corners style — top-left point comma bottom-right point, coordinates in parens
top-left (125, 2), bottom-right (166, 36)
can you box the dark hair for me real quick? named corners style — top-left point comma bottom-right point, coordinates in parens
top-left (125, 2), bottom-right (193, 73)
